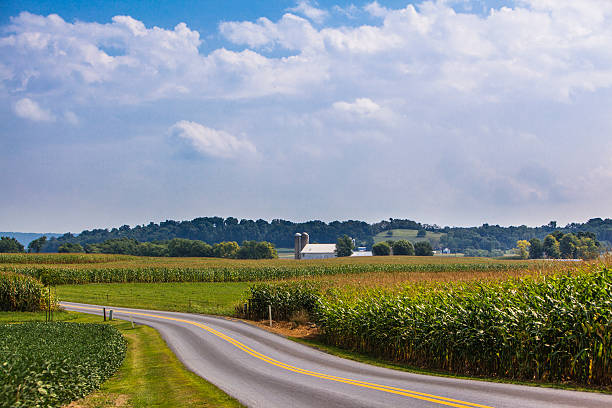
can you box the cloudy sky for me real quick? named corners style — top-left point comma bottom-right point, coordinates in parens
top-left (1, 0), bottom-right (611, 233)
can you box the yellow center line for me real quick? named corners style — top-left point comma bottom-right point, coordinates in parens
top-left (64, 303), bottom-right (493, 408)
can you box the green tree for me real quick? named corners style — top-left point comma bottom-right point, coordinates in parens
top-left (237, 240), bottom-right (278, 259)
top-left (576, 237), bottom-right (600, 260)
top-left (58, 243), bottom-right (84, 253)
top-left (515, 240), bottom-right (530, 259)
top-left (0, 236), bottom-right (25, 253)
top-left (391, 240), bottom-right (414, 255)
top-left (414, 241), bottom-right (434, 256)
top-left (212, 241), bottom-right (240, 258)
top-left (335, 235), bottom-right (354, 257)
top-left (543, 235), bottom-right (560, 258)
top-left (27, 236), bottom-right (47, 253)
top-left (416, 230), bottom-right (426, 237)
top-left (372, 242), bottom-right (391, 256)
top-left (560, 233), bottom-right (579, 259)
top-left (528, 238), bottom-right (543, 259)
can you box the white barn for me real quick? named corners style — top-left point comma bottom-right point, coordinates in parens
top-left (300, 243), bottom-right (337, 260)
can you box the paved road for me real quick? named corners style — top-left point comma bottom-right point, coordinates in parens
top-left (61, 302), bottom-right (611, 408)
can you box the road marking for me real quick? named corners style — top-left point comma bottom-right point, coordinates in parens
top-left (64, 303), bottom-right (493, 408)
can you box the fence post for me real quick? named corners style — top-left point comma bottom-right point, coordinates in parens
top-left (103, 307), bottom-right (106, 321)
top-left (109, 310), bottom-right (113, 321)
top-left (268, 304), bottom-right (272, 327)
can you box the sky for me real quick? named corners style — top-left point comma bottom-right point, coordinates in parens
top-left (1, 0), bottom-right (612, 233)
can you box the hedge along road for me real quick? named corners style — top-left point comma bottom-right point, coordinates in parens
top-left (61, 302), bottom-right (611, 408)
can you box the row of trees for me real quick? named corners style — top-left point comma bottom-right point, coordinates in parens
top-left (371, 240), bottom-right (434, 256)
top-left (0, 235), bottom-right (52, 253)
top-left (515, 231), bottom-right (601, 260)
top-left (0, 237), bottom-right (25, 253)
top-left (58, 237), bottom-right (278, 259)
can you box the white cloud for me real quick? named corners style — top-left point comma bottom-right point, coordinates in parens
top-left (3, 2), bottom-right (612, 225)
top-left (14, 98), bottom-right (55, 121)
top-left (364, 1), bottom-right (389, 18)
top-left (169, 120), bottom-right (256, 159)
top-left (64, 111), bottom-right (79, 125)
top-left (332, 98), bottom-right (381, 115)
top-left (287, 1), bottom-right (329, 24)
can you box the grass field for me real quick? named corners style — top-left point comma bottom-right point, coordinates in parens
top-left (56, 282), bottom-right (250, 315)
top-left (1, 311), bottom-right (242, 408)
top-left (373, 229), bottom-right (446, 244)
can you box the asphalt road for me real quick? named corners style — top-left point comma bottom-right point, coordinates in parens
top-left (61, 302), bottom-right (611, 408)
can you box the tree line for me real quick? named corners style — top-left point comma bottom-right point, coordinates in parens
top-left (514, 231), bottom-right (600, 260)
top-left (31, 216), bottom-right (612, 255)
top-left (56, 237), bottom-right (278, 259)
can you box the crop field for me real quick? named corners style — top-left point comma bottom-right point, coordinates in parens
top-left (244, 260), bottom-right (612, 387)
top-left (1, 253), bottom-right (544, 285)
top-left (0, 322), bottom-right (126, 407)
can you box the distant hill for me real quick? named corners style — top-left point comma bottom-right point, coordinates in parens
top-left (0, 232), bottom-right (64, 247)
top-left (373, 229), bottom-right (446, 247)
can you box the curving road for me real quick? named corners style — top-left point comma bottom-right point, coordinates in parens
top-left (61, 302), bottom-right (611, 408)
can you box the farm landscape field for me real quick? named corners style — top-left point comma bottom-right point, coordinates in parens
top-left (3, 252), bottom-right (611, 391)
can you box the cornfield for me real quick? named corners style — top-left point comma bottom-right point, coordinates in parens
top-left (2, 262), bottom-right (534, 284)
top-left (0, 272), bottom-right (47, 312)
top-left (315, 267), bottom-right (612, 386)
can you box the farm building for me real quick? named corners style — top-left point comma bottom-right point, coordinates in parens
top-left (294, 232), bottom-right (337, 259)
top-left (294, 233), bottom-right (371, 259)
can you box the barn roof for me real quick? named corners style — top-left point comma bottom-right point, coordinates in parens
top-left (301, 243), bottom-right (336, 254)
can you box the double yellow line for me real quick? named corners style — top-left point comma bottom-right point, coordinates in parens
top-left (65, 304), bottom-right (493, 408)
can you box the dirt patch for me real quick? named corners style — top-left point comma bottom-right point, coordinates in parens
top-left (64, 393), bottom-right (130, 408)
top-left (245, 319), bottom-right (319, 339)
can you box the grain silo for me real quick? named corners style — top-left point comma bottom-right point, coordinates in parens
top-left (294, 233), bottom-right (302, 259)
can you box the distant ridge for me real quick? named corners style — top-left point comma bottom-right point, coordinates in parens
top-left (0, 232), bottom-right (64, 247)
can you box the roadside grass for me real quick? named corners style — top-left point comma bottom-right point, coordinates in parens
top-left (290, 336), bottom-right (612, 394)
top-left (2, 311), bottom-right (243, 408)
top-left (56, 282), bottom-right (250, 315)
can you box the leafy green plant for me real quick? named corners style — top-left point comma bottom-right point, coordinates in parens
top-left (0, 322), bottom-right (126, 407)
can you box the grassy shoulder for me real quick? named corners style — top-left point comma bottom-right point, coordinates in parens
top-left (56, 282), bottom-right (250, 315)
top-left (1, 311), bottom-right (243, 408)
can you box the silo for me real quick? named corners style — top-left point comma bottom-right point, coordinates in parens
top-left (294, 233), bottom-right (302, 260)
top-left (301, 232), bottom-right (309, 251)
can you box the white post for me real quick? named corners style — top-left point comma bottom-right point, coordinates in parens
top-left (268, 305), bottom-right (272, 327)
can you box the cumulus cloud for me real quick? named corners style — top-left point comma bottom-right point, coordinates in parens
top-left (287, 1), bottom-right (329, 24)
top-left (3, 2), bottom-right (612, 226)
top-left (169, 120), bottom-right (256, 159)
top-left (14, 98), bottom-right (55, 121)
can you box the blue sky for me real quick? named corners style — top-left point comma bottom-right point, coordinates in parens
top-left (1, 0), bottom-right (612, 232)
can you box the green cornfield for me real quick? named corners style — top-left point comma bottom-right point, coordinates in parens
top-left (243, 282), bottom-right (321, 320)
top-left (315, 268), bottom-right (611, 386)
top-left (1, 262), bottom-right (532, 284)
top-left (0, 272), bottom-right (47, 311)
top-left (0, 322), bottom-right (126, 407)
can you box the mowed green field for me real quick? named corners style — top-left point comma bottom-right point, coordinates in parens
top-left (57, 282), bottom-right (250, 315)
top-left (373, 229), bottom-right (446, 245)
